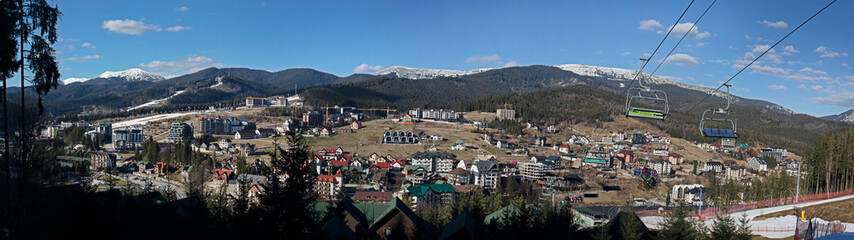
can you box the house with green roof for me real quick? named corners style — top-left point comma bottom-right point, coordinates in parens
top-left (406, 184), bottom-right (455, 208)
top-left (320, 196), bottom-right (434, 239)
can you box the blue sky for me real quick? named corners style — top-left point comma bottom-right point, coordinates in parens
top-left (38, 0), bottom-right (854, 116)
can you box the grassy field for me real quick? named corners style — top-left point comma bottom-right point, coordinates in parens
top-left (756, 198), bottom-right (854, 223)
top-left (304, 119), bottom-right (533, 162)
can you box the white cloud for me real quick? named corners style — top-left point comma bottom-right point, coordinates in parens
top-left (465, 54), bottom-right (501, 63)
top-left (638, 19), bottom-right (663, 30)
top-left (798, 67), bottom-right (827, 75)
top-left (260, 2), bottom-right (266, 6)
top-left (704, 73), bottom-right (714, 77)
top-left (353, 63), bottom-right (382, 73)
top-left (811, 91), bottom-right (854, 107)
top-left (662, 53), bottom-right (699, 66)
top-left (80, 42), bottom-right (96, 49)
top-left (765, 54), bottom-right (783, 64)
top-left (621, 52), bottom-right (631, 56)
top-left (659, 22), bottom-right (710, 39)
top-left (799, 84), bottom-right (807, 89)
top-left (166, 25), bottom-right (192, 32)
top-left (751, 44), bottom-right (775, 53)
top-left (768, 84), bottom-right (787, 91)
top-left (810, 85), bottom-right (824, 91)
top-left (787, 73), bottom-right (831, 82)
top-left (787, 61), bottom-right (803, 65)
top-left (782, 45), bottom-right (798, 55)
top-left (176, 6), bottom-right (190, 12)
top-left (694, 42), bottom-right (706, 47)
top-left (758, 20), bottom-right (788, 29)
top-left (815, 46), bottom-right (847, 58)
top-left (710, 59), bottom-right (730, 65)
top-left (61, 55), bottom-right (102, 63)
top-left (842, 63), bottom-right (852, 69)
top-left (503, 61), bottom-right (518, 67)
top-left (749, 64), bottom-right (789, 76)
top-left (139, 55), bottom-right (225, 75)
top-left (101, 19), bottom-right (162, 35)
top-left (743, 52), bottom-right (756, 60)
top-left (694, 31), bottom-right (710, 40)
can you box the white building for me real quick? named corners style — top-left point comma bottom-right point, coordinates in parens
top-left (747, 157), bottom-right (768, 172)
top-left (411, 152), bottom-right (456, 174)
top-left (671, 184), bottom-right (706, 206)
top-left (471, 160), bottom-right (499, 189)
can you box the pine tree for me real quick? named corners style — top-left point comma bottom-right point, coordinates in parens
top-left (657, 204), bottom-right (705, 240)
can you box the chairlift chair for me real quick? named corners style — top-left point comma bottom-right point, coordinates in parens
top-left (625, 58), bottom-right (670, 120)
top-left (700, 84), bottom-right (738, 138)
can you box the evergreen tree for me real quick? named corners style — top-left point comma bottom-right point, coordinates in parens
top-left (657, 204), bottom-right (705, 240)
top-left (622, 208), bottom-right (642, 240)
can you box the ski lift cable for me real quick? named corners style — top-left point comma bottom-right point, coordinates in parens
top-left (648, 0), bottom-right (717, 77)
top-left (686, 0), bottom-right (837, 112)
top-left (621, 0), bottom-right (696, 96)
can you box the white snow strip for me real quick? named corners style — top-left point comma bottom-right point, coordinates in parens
top-left (111, 111), bottom-right (197, 129)
top-left (125, 90), bottom-right (186, 111)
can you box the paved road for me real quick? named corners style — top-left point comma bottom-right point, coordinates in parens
top-left (105, 172), bottom-right (188, 199)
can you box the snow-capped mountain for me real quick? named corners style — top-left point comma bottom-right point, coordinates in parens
top-left (96, 68), bottom-right (165, 82)
top-left (61, 68), bottom-right (164, 85)
top-left (375, 66), bottom-right (493, 79)
top-left (821, 109), bottom-right (854, 123)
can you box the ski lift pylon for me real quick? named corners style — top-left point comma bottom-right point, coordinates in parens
top-left (625, 58), bottom-right (670, 120)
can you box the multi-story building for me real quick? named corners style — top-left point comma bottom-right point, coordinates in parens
top-left (496, 108), bottom-right (516, 120)
top-left (314, 174), bottom-right (342, 201)
top-left (471, 160), bottom-right (499, 189)
top-left (167, 122), bottom-right (193, 143)
top-left (113, 127), bottom-right (144, 150)
top-left (90, 152), bottom-right (116, 171)
top-left (420, 109), bottom-right (459, 121)
top-left (245, 97), bottom-right (270, 107)
top-left (704, 161), bottom-right (724, 173)
top-left (198, 116), bottom-right (255, 134)
top-left (411, 152), bottom-right (456, 174)
top-left (760, 147), bottom-right (788, 165)
top-left (302, 112), bottom-right (323, 126)
top-left (747, 157), bottom-right (768, 172)
top-left (382, 131), bottom-right (420, 144)
top-left (671, 184), bottom-right (706, 206)
top-left (272, 97), bottom-right (288, 106)
top-left (96, 123), bottom-right (112, 144)
top-left (519, 161), bottom-right (547, 181)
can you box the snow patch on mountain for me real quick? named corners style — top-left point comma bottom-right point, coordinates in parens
top-left (821, 108), bottom-right (854, 122)
top-left (375, 66), bottom-right (493, 79)
top-left (61, 78), bottom-right (90, 85)
top-left (211, 76), bottom-right (224, 88)
top-left (97, 68), bottom-right (165, 82)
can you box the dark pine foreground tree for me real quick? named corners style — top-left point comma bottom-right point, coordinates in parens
top-left (1, 0), bottom-right (62, 233)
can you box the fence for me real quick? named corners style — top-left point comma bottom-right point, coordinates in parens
top-left (635, 189), bottom-right (854, 219)
top-left (698, 189), bottom-right (854, 218)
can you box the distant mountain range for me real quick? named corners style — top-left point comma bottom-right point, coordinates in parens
top-left (373, 64), bottom-right (797, 116)
top-left (821, 108), bottom-right (854, 123)
top-left (31, 63), bottom-right (849, 123)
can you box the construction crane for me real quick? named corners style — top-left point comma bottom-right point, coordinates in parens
top-left (322, 106), bottom-right (398, 121)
